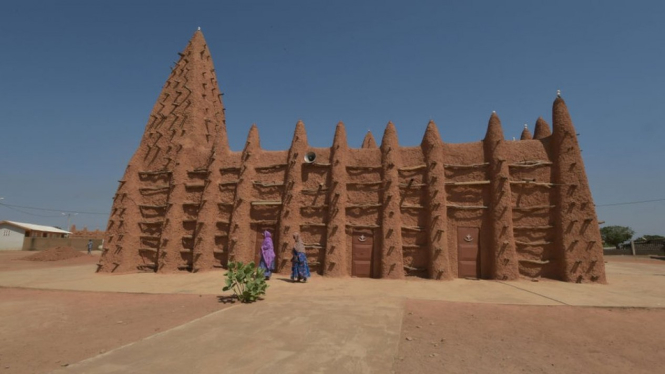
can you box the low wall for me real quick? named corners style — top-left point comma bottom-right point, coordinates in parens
top-left (603, 248), bottom-right (632, 256)
top-left (633, 242), bottom-right (665, 256)
top-left (22, 237), bottom-right (104, 252)
top-left (603, 242), bottom-right (665, 256)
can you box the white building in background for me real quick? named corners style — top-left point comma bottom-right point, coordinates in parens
top-left (0, 221), bottom-right (71, 250)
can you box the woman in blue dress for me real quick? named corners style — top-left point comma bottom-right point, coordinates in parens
top-left (290, 232), bottom-right (311, 282)
top-left (259, 230), bottom-right (275, 280)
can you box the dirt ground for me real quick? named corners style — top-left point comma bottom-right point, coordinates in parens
top-left (0, 288), bottom-right (230, 374)
top-left (604, 255), bottom-right (665, 265)
top-left (0, 250), bottom-right (99, 272)
top-left (1, 251), bottom-right (663, 373)
top-left (395, 299), bottom-right (665, 374)
top-left (0, 251), bottom-right (231, 374)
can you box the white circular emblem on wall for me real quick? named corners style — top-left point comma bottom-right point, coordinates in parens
top-left (358, 235), bottom-right (367, 242)
top-left (464, 234), bottom-right (473, 242)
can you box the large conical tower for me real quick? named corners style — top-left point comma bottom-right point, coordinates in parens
top-left (99, 30), bottom-right (226, 273)
top-left (551, 97), bottom-right (606, 283)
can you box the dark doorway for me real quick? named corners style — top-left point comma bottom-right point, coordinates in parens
top-left (457, 227), bottom-right (480, 278)
top-left (352, 230), bottom-right (374, 277)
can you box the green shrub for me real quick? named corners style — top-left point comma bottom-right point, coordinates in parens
top-left (222, 261), bottom-right (268, 303)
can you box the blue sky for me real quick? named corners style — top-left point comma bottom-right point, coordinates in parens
top-left (0, 0), bottom-right (663, 237)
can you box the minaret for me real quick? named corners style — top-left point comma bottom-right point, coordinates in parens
top-left (361, 131), bottom-right (378, 148)
top-left (421, 121), bottom-right (451, 279)
top-left (520, 124), bottom-right (533, 140)
top-left (227, 125), bottom-right (261, 264)
top-left (533, 117), bottom-right (552, 139)
top-left (99, 29), bottom-right (225, 273)
top-left (325, 122), bottom-right (349, 276)
top-left (380, 122), bottom-right (405, 278)
top-left (551, 97), bottom-right (606, 283)
top-left (483, 113), bottom-right (519, 280)
top-left (276, 121), bottom-right (309, 272)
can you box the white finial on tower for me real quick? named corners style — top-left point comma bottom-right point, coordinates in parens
top-left (524, 123), bottom-right (528, 130)
top-left (557, 89), bottom-right (561, 97)
top-left (492, 110), bottom-right (496, 113)
top-left (197, 26), bottom-right (201, 31)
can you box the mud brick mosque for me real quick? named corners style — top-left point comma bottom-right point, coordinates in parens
top-left (99, 30), bottom-right (606, 283)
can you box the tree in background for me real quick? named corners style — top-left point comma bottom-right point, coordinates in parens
top-left (600, 226), bottom-right (635, 248)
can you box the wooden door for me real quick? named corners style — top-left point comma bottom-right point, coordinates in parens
top-left (457, 227), bottom-right (480, 278)
top-left (352, 230), bottom-right (373, 277)
top-left (254, 225), bottom-right (276, 266)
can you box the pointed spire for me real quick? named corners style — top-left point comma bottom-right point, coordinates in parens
top-left (144, 28), bottom-right (226, 147)
top-left (361, 131), bottom-right (377, 148)
top-left (290, 120), bottom-right (308, 147)
top-left (484, 112), bottom-right (504, 143)
top-left (533, 117), bottom-right (552, 139)
top-left (520, 124), bottom-right (533, 140)
top-left (244, 124), bottom-right (260, 151)
top-left (552, 97), bottom-right (574, 136)
top-left (332, 122), bottom-right (348, 149)
top-left (381, 121), bottom-right (399, 150)
top-left (187, 28), bottom-right (207, 51)
top-left (421, 120), bottom-right (442, 146)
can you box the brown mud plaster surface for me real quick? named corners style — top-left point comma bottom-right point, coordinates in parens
top-left (0, 288), bottom-right (230, 374)
top-left (395, 299), bottom-right (665, 374)
top-left (100, 30), bottom-right (606, 283)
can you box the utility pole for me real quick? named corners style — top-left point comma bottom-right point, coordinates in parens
top-left (62, 212), bottom-right (78, 231)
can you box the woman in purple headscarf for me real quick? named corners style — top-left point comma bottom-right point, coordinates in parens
top-left (259, 230), bottom-right (275, 280)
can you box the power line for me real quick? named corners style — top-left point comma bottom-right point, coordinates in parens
top-left (595, 198), bottom-right (665, 207)
top-left (0, 204), bottom-right (63, 217)
top-left (0, 202), bottom-right (108, 216)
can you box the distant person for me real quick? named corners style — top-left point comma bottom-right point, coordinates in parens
top-left (290, 232), bottom-right (311, 282)
top-left (87, 240), bottom-right (93, 255)
top-left (259, 230), bottom-right (275, 280)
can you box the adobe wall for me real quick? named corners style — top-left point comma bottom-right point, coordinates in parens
top-left (99, 30), bottom-right (606, 283)
top-left (23, 237), bottom-right (103, 252)
top-left (69, 225), bottom-right (105, 240)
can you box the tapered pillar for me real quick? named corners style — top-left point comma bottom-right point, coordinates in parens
top-left (421, 121), bottom-right (451, 279)
top-left (361, 131), bottom-right (377, 148)
top-left (379, 122), bottom-right (404, 278)
top-left (551, 97), bottom-right (606, 283)
top-left (276, 121), bottom-right (309, 273)
top-left (228, 125), bottom-right (260, 264)
top-left (533, 117), bottom-right (552, 139)
top-left (483, 113), bottom-right (519, 280)
top-left (520, 124), bottom-right (533, 140)
top-left (325, 122), bottom-right (349, 276)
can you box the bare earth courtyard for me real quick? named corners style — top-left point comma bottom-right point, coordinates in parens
top-left (0, 251), bottom-right (663, 374)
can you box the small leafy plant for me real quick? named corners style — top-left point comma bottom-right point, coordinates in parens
top-left (223, 261), bottom-right (268, 303)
